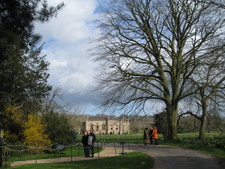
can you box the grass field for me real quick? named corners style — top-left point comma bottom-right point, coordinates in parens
top-left (75, 132), bottom-right (223, 143)
top-left (76, 134), bottom-right (144, 144)
top-left (8, 152), bottom-right (153, 169)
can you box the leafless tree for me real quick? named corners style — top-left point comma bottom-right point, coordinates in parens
top-left (66, 106), bottom-right (86, 134)
top-left (191, 40), bottom-right (225, 139)
top-left (42, 88), bottom-right (67, 114)
top-left (94, 0), bottom-right (225, 139)
top-left (203, 0), bottom-right (225, 9)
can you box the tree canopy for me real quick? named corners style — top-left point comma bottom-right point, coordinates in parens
top-left (95, 0), bottom-right (225, 139)
top-left (0, 0), bottom-right (63, 107)
top-left (0, 0), bottom-right (63, 130)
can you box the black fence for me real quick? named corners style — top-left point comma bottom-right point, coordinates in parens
top-left (1, 141), bottom-right (106, 168)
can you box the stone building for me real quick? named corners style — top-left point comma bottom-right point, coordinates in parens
top-left (83, 115), bottom-right (130, 134)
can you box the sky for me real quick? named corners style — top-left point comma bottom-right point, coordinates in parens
top-left (35, 0), bottom-right (164, 116)
top-left (35, 0), bottom-right (107, 115)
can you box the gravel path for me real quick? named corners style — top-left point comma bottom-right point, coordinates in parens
top-left (10, 145), bottom-right (118, 167)
top-left (129, 144), bottom-right (224, 169)
top-left (10, 143), bottom-right (225, 169)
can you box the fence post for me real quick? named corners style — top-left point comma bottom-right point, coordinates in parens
top-left (113, 143), bottom-right (117, 156)
top-left (0, 137), bottom-right (3, 168)
top-left (0, 129), bottom-right (4, 169)
top-left (35, 149), bottom-right (37, 164)
top-left (127, 143), bottom-right (130, 153)
top-left (97, 142), bottom-right (100, 159)
top-left (70, 144), bottom-right (72, 162)
top-left (78, 143), bottom-right (80, 156)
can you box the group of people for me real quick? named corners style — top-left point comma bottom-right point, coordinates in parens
top-left (81, 127), bottom-right (158, 157)
top-left (81, 129), bottom-right (96, 157)
top-left (143, 126), bottom-right (159, 145)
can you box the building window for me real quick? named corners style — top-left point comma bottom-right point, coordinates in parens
top-left (91, 124), bottom-right (94, 130)
top-left (102, 124), bottom-right (106, 130)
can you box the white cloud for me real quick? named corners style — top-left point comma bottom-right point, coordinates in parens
top-left (37, 0), bottom-right (97, 44)
top-left (35, 0), bottom-right (102, 113)
top-left (42, 44), bottom-right (97, 95)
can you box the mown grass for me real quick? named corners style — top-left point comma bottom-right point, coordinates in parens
top-left (177, 132), bottom-right (223, 138)
top-left (8, 152), bottom-right (153, 169)
top-left (76, 134), bottom-right (144, 144)
top-left (76, 132), bottom-right (223, 143)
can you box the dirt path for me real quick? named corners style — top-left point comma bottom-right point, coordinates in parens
top-left (10, 143), bottom-right (224, 169)
top-left (129, 144), bottom-right (224, 169)
top-left (9, 144), bottom-right (119, 166)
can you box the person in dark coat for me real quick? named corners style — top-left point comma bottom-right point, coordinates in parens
top-left (143, 127), bottom-right (149, 146)
top-left (149, 127), bottom-right (154, 145)
top-left (81, 131), bottom-right (90, 157)
top-left (88, 129), bottom-right (96, 157)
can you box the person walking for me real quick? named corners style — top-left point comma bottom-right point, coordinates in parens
top-left (143, 127), bottom-right (149, 146)
top-left (88, 129), bottom-right (96, 157)
top-left (149, 127), bottom-right (154, 145)
top-left (152, 126), bottom-right (159, 145)
top-left (81, 131), bottom-right (90, 157)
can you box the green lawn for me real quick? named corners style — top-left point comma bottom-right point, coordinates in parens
top-left (8, 152), bottom-right (153, 169)
top-left (177, 132), bottom-right (223, 138)
top-left (76, 132), bottom-right (222, 143)
top-left (76, 134), bottom-right (144, 144)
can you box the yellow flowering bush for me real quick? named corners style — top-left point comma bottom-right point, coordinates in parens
top-left (23, 114), bottom-right (52, 153)
top-left (4, 106), bottom-right (24, 124)
top-left (3, 105), bottom-right (25, 142)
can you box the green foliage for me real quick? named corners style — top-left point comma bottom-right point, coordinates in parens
top-left (23, 114), bottom-right (51, 153)
top-left (215, 138), bottom-right (225, 150)
top-left (8, 152), bottom-right (153, 169)
top-left (3, 106), bottom-right (26, 143)
top-left (154, 112), bottom-right (167, 134)
top-left (42, 111), bottom-right (74, 145)
top-left (0, 0), bottom-right (64, 130)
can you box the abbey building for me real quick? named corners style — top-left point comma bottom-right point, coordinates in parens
top-left (83, 115), bottom-right (130, 134)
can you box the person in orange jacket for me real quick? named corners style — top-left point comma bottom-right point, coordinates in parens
top-left (152, 126), bottom-right (159, 145)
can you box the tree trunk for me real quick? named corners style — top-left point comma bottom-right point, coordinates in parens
top-left (199, 114), bottom-right (207, 140)
top-left (166, 104), bottom-right (178, 140)
top-left (199, 99), bottom-right (208, 140)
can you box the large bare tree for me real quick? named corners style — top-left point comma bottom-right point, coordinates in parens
top-left (95, 0), bottom-right (225, 139)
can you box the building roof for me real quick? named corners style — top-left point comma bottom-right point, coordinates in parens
top-left (88, 115), bottom-right (107, 121)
